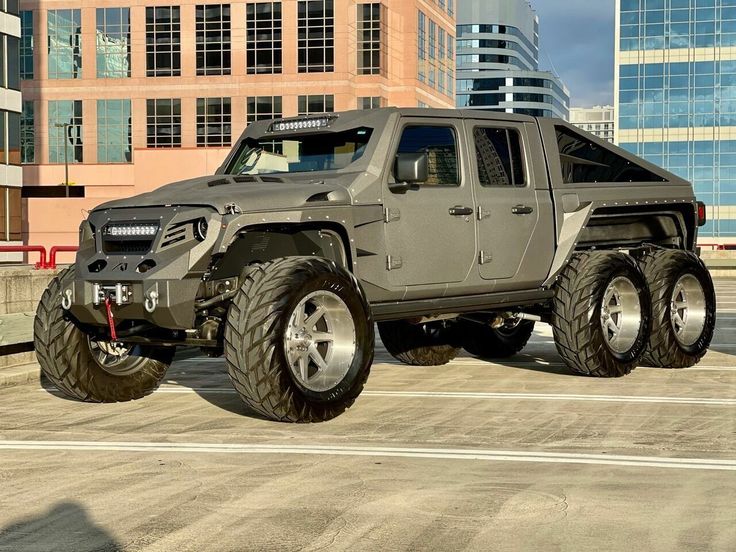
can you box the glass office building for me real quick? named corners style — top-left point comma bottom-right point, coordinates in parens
top-left (456, 0), bottom-right (569, 119)
top-left (616, 0), bottom-right (736, 241)
top-left (0, 0), bottom-right (22, 261)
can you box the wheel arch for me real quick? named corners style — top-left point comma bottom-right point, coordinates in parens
top-left (209, 222), bottom-right (353, 281)
top-left (544, 202), bottom-right (696, 287)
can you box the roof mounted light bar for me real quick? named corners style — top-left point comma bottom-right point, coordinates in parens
top-left (269, 115), bottom-right (337, 133)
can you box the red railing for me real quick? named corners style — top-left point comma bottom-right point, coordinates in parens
top-left (699, 243), bottom-right (726, 251)
top-left (0, 245), bottom-right (78, 269)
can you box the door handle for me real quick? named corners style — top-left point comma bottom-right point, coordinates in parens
top-left (449, 205), bottom-right (474, 216)
top-left (511, 205), bottom-right (534, 215)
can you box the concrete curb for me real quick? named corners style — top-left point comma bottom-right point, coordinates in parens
top-left (0, 362), bottom-right (41, 389)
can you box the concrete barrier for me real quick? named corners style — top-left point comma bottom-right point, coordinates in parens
top-left (0, 266), bottom-right (61, 386)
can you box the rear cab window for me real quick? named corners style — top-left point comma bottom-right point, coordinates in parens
top-left (472, 127), bottom-right (526, 187)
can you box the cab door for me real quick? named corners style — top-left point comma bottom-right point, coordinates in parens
top-left (467, 120), bottom-right (552, 287)
top-left (382, 120), bottom-right (477, 289)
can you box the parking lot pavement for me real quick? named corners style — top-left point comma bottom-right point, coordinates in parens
top-left (0, 284), bottom-right (735, 551)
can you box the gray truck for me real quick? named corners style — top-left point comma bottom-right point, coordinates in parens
top-left (34, 108), bottom-right (716, 422)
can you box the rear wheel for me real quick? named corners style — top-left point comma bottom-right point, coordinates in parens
top-left (34, 267), bottom-right (173, 401)
top-left (638, 249), bottom-right (716, 368)
top-left (552, 251), bottom-right (650, 377)
top-left (224, 257), bottom-right (374, 422)
top-left (377, 320), bottom-right (460, 366)
top-left (460, 319), bottom-right (535, 359)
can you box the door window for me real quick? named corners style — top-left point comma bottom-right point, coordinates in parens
top-left (473, 127), bottom-right (525, 187)
top-left (397, 125), bottom-right (459, 186)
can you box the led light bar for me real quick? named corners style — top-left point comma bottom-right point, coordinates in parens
top-left (103, 223), bottom-right (159, 239)
top-left (269, 117), bottom-right (334, 133)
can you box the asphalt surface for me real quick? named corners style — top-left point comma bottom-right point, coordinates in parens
top-left (1, 283), bottom-right (735, 551)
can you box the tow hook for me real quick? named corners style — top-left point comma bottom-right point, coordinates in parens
top-left (61, 289), bottom-right (73, 310)
top-left (144, 290), bottom-right (159, 314)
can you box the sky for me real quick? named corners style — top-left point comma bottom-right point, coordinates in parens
top-left (533, 0), bottom-right (616, 108)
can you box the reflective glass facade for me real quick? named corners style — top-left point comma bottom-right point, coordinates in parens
top-left (616, 0), bottom-right (736, 238)
top-left (456, 0), bottom-right (569, 119)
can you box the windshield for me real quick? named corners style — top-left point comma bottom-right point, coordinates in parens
top-left (227, 127), bottom-right (374, 175)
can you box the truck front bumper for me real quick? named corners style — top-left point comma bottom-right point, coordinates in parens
top-left (66, 277), bottom-right (202, 330)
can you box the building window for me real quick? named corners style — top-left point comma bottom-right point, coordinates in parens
top-left (146, 6), bottom-right (181, 77)
top-left (438, 28), bottom-right (445, 59)
top-left (146, 98), bottom-right (181, 147)
top-left (97, 99), bottom-right (131, 163)
top-left (96, 8), bottom-right (130, 78)
top-left (48, 100), bottom-right (83, 163)
top-left (0, 35), bottom-right (20, 90)
top-left (298, 0), bottom-right (334, 73)
top-left (357, 3), bottom-right (382, 75)
top-left (196, 4), bottom-right (231, 76)
top-left (0, 187), bottom-right (22, 242)
top-left (48, 9), bottom-right (82, 79)
top-left (21, 100), bottom-right (33, 164)
top-left (247, 96), bottom-right (282, 123)
top-left (429, 20), bottom-right (436, 60)
top-left (298, 94), bottom-right (334, 115)
top-left (448, 0), bottom-right (454, 17)
top-left (358, 97), bottom-right (382, 110)
top-left (20, 11), bottom-right (32, 80)
top-left (0, 110), bottom-right (19, 164)
top-left (246, 2), bottom-right (282, 74)
top-left (418, 11), bottom-right (426, 82)
top-left (197, 97), bottom-right (231, 147)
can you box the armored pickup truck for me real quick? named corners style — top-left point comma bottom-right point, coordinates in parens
top-left (34, 108), bottom-right (715, 422)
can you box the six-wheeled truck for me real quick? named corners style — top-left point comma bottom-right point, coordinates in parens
top-left (34, 108), bottom-right (716, 422)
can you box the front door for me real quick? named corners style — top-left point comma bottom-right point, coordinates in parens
top-left (383, 121), bottom-right (477, 288)
top-left (467, 120), bottom-right (545, 282)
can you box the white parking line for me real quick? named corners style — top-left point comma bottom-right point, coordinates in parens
top-left (152, 386), bottom-right (736, 405)
top-left (0, 440), bottom-right (733, 471)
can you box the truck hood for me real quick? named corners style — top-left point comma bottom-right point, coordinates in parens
top-left (94, 174), bottom-right (354, 214)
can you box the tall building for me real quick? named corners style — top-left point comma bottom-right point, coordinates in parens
top-left (570, 105), bottom-right (616, 143)
top-left (0, 0), bottom-right (22, 262)
top-left (455, 0), bottom-right (569, 119)
top-left (19, 0), bottom-right (456, 254)
top-left (616, 0), bottom-right (736, 242)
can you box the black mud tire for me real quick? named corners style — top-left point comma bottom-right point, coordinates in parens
top-left (224, 257), bottom-right (374, 423)
top-left (638, 249), bottom-right (716, 368)
top-left (552, 251), bottom-right (650, 377)
top-left (377, 320), bottom-right (460, 366)
top-left (460, 320), bottom-right (535, 359)
top-left (33, 267), bottom-right (174, 402)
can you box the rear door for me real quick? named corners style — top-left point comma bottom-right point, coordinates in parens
top-left (382, 120), bottom-right (477, 288)
top-left (467, 120), bottom-right (554, 287)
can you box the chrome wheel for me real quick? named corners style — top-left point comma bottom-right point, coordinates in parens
top-left (87, 338), bottom-right (143, 376)
top-left (600, 276), bottom-right (642, 355)
top-left (670, 274), bottom-right (707, 347)
top-left (284, 291), bottom-right (356, 393)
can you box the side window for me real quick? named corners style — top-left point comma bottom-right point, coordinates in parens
top-left (556, 126), bottom-right (666, 184)
top-left (474, 127), bottom-right (525, 187)
top-left (397, 125), bottom-right (459, 186)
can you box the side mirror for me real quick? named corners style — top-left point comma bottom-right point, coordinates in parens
top-left (392, 152), bottom-right (428, 192)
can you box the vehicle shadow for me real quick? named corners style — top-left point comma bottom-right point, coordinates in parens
top-left (166, 347), bottom-right (271, 419)
top-left (0, 501), bottom-right (123, 552)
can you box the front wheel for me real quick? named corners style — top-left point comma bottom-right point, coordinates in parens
top-left (552, 251), bottom-right (650, 377)
top-left (34, 267), bottom-right (174, 402)
top-left (638, 249), bottom-right (716, 368)
top-left (224, 257), bottom-right (374, 422)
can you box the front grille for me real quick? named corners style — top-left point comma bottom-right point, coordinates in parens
top-left (101, 221), bottom-right (159, 254)
top-left (102, 239), bottom-right (155, 254)
top-left (160, 220), bottom-right (196, 250)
